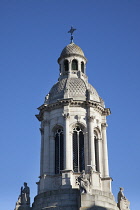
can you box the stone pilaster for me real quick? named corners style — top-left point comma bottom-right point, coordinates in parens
top-left (98, 138), bottom-right (103, 175)
top-left (63, 113), bottom-right (71, 170)
top-left (43, 119), bottom-right (50, 174)
top-left (88, 116), bottom-right (96, 172)
top-left (39, 127), bottom-right (44, 176)
top-left (49, 135), bottom-right (55, 174)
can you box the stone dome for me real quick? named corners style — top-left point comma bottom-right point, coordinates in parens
top-left (60, 42), bottom-right (85, 58)
top-left (46, 78), bottom-right (100, 104)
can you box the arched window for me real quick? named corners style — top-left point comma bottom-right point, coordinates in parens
top-left (81, 61), bottom-right (84, 73)
top-left (94, 131), bottom-right (99, 172)
top-left (73, 126), bottom-right (85, 172)
top-left (55, 128), bottom-right (64, 174)
top-left (72, 59), bottom-right (78, 70)
top-left (64, 60), bottom-right (69, 71)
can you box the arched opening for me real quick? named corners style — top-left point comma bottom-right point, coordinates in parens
top-left (59, 64), bottom-right (61, 73)
top-left (94, 131), bottom-right (99, 172)
top-left (73, 125), bottom-right (85, 172)
top-left (64, 59), bottom-right (69, 71)
top-left (55, 128), bottom-right (64, 174)
top-left (72, 59), bottom-right (78, 70)
top-left (81, 61), bottom-right (84, 73)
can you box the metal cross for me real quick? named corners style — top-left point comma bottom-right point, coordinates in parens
top-left (68, 26), bottom-right (76, 43)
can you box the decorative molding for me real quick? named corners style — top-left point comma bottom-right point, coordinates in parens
top-left (62, 113), bottom-right (70, 119)
top-left (102, 108), bottom-right (111, 116)
top-left (43, 120), bottom-right (49, 126)
top-left (101, 123), bottom-right (108, 128)
top-left (88, 115), bottom-right (95, 122)
top-left (75, 115), bottom-right (81, 122)
top-left (98, 138), bottom-right (103, 141)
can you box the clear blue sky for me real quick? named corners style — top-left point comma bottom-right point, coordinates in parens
top-left (0, 1), bottom-right (140, 209)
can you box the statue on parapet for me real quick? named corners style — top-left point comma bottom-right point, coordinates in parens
top-left (15, 182), bottom-right (30, 210)
top-left (21, 182), bottom-right (30, 205)
top-left (117, 187), bottom-right (130, 210)
top-left (78, 170), bottom-right (90, 194)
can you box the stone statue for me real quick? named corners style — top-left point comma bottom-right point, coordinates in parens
top-left (15, 182), bottom-right (30, 210)
top-left (117, 187), bottom-right (130, 210)
top-left (78, 170), bottom-right (90, 194)
top-left (21, 182), bottom-right (30, 205)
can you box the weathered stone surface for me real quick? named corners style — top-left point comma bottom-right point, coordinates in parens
top-left (14, 39), bottom-right (130, 210)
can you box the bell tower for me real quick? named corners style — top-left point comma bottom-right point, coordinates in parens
top-left (11, 28), bottom-right (131, 210)
top-left (30, 28), bottom-right (120, 210)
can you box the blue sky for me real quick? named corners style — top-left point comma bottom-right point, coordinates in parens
top-left (0, 0), bottom-right (140, 209)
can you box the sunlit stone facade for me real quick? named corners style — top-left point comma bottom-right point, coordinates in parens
top-left (15, 39), bottom-right (130, 210)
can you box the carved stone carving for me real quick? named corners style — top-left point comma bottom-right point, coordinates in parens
top-left (15, 182), bottom-right (30, 209)
top-left (88, 116), bottom-right (95, 122)
top-left (117, 187), bottom-right (130, 210)
top-left (101, 123), bottom-right (108, 128)
top-left (75, 115), bottom-right (81, 122)
top-left (62, 113), bottom-right (70, 119)
top-left (78, 170), bottom-right (90, 194)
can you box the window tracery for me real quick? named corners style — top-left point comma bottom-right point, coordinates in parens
top-left (73, 125), bottom-right (85, 172)
top-left (94, 131), bottom-right (99, 172)
top-left (55, 128), bottom-right (64, 174)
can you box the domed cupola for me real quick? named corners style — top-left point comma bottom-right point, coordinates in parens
top-left (58, 42), bottom-right (86, 60)
top-left (57, 28), bottom-right (87, 80)
top-left (57, 42), bottom-right (87, 80)
top-left (44, 27), bottom-right (104, 106)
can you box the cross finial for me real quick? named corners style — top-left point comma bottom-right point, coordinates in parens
top-left (68, 26), bottom-right (76, 43)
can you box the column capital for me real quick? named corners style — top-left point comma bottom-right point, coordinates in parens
top-left (62, 112), bottom-right (70, 119)
top-left (42, 119), bottom-right (49, 126)
top-left (88, 115), bottom-right (95, 122)
top-left (101, 123), bottom-right (108, 128)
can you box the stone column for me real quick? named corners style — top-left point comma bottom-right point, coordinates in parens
top-left (69, 131), bottom-right (73, 169)
top-left (97, 138), bottom-right (103, 174)
top-left (43, 119), bottom-right (50, 174)
top-left (49, 135), bottom-right (55, 174)
top-left (102, 123), bottom-right (109, 177)
top-left (88, 116), bottom-right (96, 171)
top-left (63, 113), bottom-right (71, 170)
top-left (40, 127), bottom-right (44, 176)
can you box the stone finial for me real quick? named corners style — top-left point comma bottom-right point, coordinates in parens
top-left (117, 187), bottom-right (130, 210)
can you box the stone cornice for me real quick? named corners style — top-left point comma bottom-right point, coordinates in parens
top-left (36, 99), bottom-right (111, 121)
top-left (58, 53), bottom-right (87, 63)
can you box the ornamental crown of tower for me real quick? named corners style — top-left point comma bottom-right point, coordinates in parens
top-left (44, 37), bottom-right (103, 106)
top-left (14, 28), bottom-right (130, 210)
